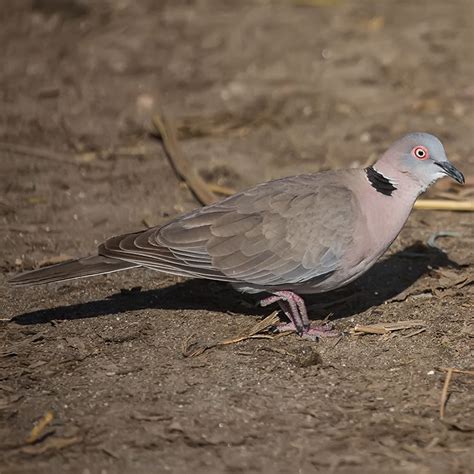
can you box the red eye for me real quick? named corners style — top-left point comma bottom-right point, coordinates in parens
top-left (412, 145), bottom-right (429, 160)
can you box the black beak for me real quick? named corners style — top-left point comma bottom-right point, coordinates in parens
top-left (435, 161), bottom-right (465, 184)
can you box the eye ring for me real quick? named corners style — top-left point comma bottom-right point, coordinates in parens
top-left (412, 145), bottom-right (429, 160)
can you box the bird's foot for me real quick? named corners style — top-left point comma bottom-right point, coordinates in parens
top-left (260, 291), bottom-right (336, 339)
top-left (274, 321), bottom-right (339, 341)
top-left (260, 291), bottom-right (309, 335)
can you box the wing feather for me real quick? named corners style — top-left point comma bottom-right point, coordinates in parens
top-left (98, 173), bottom-right (357, 290)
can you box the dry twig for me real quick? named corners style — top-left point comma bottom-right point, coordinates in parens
top-left (206, 183), bottom-right (236, 196)
top-left (439, 368), bottom-right (454, 419)
top-left (26, 411), bottom-right (54, 444)
top-left (351, 320), bottom-right (426, 336)
top-left (20, 436), bottom-right (81, 455)
top-left (152, 106), bottom-right (217, 206)
top-left (37, 255), bottom-right (75, 268)
top-left (402, 327), bottom-right (427, 338)
top-left (436, 367), bottom-right (474, 376)
top-left (437, 366), bottom-right (474, 423)
top-left (183, 311), bottom-right (285, 357)
top-left (414, 199), bottom-right (474, 212)
top-left (0, 142), bottom-right (107, 168)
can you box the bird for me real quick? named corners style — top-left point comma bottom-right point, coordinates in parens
top-left (9, 133), bottom-right (464, 339)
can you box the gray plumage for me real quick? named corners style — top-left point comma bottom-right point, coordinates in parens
top-left (9, 133), bottom-right (464, 337)
top-left (11, 173), bottom-right (357, 289)
top-left (103, 173), bottom-right (357, 291)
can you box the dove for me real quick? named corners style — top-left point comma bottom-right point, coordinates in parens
top-left (9, 133), bottom-right (464, 339)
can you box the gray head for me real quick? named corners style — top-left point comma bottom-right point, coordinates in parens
top-left (376, 133), bottom-right (464, 190)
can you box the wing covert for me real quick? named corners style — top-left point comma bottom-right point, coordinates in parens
top-left (99, 174), bottom-right (357, 289)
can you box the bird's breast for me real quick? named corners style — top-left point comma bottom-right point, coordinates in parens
top-left (302, 183), bottom-right (419, 294)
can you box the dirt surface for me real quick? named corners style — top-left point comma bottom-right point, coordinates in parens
top-left (1, 1), bottom-right (473, 473)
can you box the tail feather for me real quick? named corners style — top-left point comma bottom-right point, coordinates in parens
top-left (9, 255), bottom-right (138, 286)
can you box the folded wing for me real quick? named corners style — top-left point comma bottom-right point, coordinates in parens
top-left (100, 174), bottom-right (356, 289)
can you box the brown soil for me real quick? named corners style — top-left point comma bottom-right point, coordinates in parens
top-left (1, 1), bottom-right (473, 473)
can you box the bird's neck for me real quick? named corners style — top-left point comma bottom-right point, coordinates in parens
top-left (365, 166), bottom-right (397, 196)
top-left (366, 162), bottom-right (423, 200)
top-left (356, 163), bottom-right (421, 270)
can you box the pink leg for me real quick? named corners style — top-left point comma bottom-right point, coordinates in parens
top-left (290, 293), bottom-right (310, 328)
top-left (260, 291), bottom-right (338, 340)
top-left (260, 291), bottom-right (306, 334)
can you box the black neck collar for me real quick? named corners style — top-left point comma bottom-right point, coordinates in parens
top-left (365, 166), bottom-right (397, 196)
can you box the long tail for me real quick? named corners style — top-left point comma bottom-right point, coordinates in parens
top-left (9, 255), bottom-right (138, 286)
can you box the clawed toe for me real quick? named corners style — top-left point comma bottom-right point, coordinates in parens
top-left (303, 324), bottom-right (340, 340)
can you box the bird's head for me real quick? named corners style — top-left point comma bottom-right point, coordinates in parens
top-left (376, 133), bottom-right (464, 191)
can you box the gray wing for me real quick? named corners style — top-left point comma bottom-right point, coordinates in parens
top-left (99, 174), bottom-right (357, 288)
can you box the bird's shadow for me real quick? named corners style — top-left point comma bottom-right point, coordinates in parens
top-left (11, 243), bottom-right (458, 326)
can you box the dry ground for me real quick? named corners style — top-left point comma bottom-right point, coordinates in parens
top-left (0, 1), bottom-right (473, 473)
